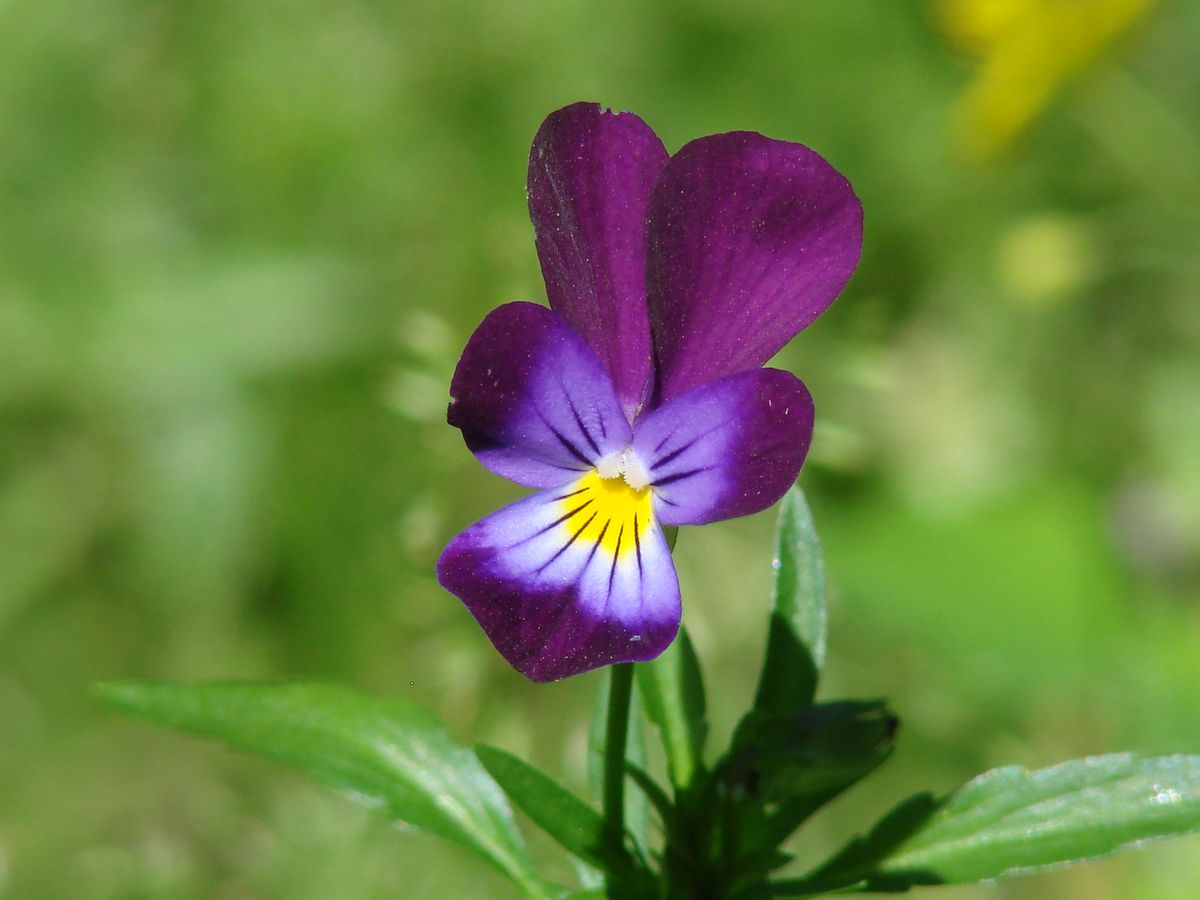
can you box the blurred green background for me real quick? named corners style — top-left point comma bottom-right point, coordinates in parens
top-left (2, 1), bottom-right (1199, 897)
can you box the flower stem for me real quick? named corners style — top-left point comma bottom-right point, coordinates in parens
top-left (603, 662), bottom-right (635, 862)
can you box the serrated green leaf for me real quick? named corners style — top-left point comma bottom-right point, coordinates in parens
top-left (637, 627), bottom-right (707, 790)
top-left (881, 753), bottom-right (1200, 883)
top-left (754, 485), bottom-right (826, 714)
top-left (97, 681), bottom-right (550, 898)
top-left (476, 745), bottom-right (641, 879)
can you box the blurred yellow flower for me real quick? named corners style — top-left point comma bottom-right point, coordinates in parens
top-left (936, 0), bottom-right (1158, 159)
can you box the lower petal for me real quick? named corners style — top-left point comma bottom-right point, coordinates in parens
top-left (632, 368), bottom-right (813, 526)
top-left (436, 484), bottom-right (681, 682)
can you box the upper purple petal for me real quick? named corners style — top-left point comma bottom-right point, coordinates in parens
top-left (632, 368), bottom-right (813, 526)
top-left (645, 132), bottom-right (863, 403)
top-left (448, 302), bottom-right (632, 489)
top-left (437, 484), bottom-right (681, 682)
top-left (528, 102), bottom-right (669, 421)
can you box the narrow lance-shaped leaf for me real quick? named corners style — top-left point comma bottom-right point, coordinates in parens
top-left (637, 627), bottom-right (707, 790)
top-left (476, 744), bottom-right (650, 894)
top-left (770, 793), bottom-right (941, 896)
top-left (880, 754), bottom-right (1200, 884)
top-left (97, 681), bottom-right (551, 899)
top-left (754, 484), bottom-right (826, 714)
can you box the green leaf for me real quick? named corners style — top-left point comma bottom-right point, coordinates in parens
top-left (880, 754), bottom-right (1200, 883)
top-left (719, 702), bottom-right (899, 880)
top-left (771, 793), bottom-right (941, 895)
top-left (754, 484), bottom-right (826, 714)
top-left (626, 763), bottom-right (673, 824)
top-left (732, 701), bottom-right (896, 802)
top-left (97, 681), bottom-right (550, 898)
top-left (588, 671), bottom-right (650, 852)
top-left (636, 628), bottom-right (707, 790)
top-left (475, 744), bottom-right (646, 888)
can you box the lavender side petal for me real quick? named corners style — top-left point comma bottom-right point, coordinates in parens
top-left (448, 302), bottom-right (632, 488)
top-left (632, 368), bottom-right (813, 526)
top-left (528, 102), bottom-right (669, 421)
top-left (646, 132), bottom-right (863, 402)
top-left (437, 485), bottom-right (681, 682)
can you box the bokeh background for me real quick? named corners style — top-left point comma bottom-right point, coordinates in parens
top-left (2, 1), bottom-right (1199, 897)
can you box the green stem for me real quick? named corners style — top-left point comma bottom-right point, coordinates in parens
top-left (603, 662), bottom-right (635, 864)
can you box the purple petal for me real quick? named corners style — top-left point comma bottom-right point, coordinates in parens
top-left (437, 477), bottom-right (681, 682)
top-left (528, 102), bottom-right (669, 420)
top-left (646, 132), bottom-right (863, 402)
top-left (448, 302), bottom-right (632, 489)
top-left (631, 368), bottom-right (813, 526)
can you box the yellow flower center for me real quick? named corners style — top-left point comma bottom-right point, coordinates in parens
top-left (559, 469), bottom-right (653, 560)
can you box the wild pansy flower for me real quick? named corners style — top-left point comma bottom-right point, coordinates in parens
top-left (437, 103), bottom-right (862, 682)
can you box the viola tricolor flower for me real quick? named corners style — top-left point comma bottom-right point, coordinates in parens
top-left (437, 103), bottom-right (862, 682)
